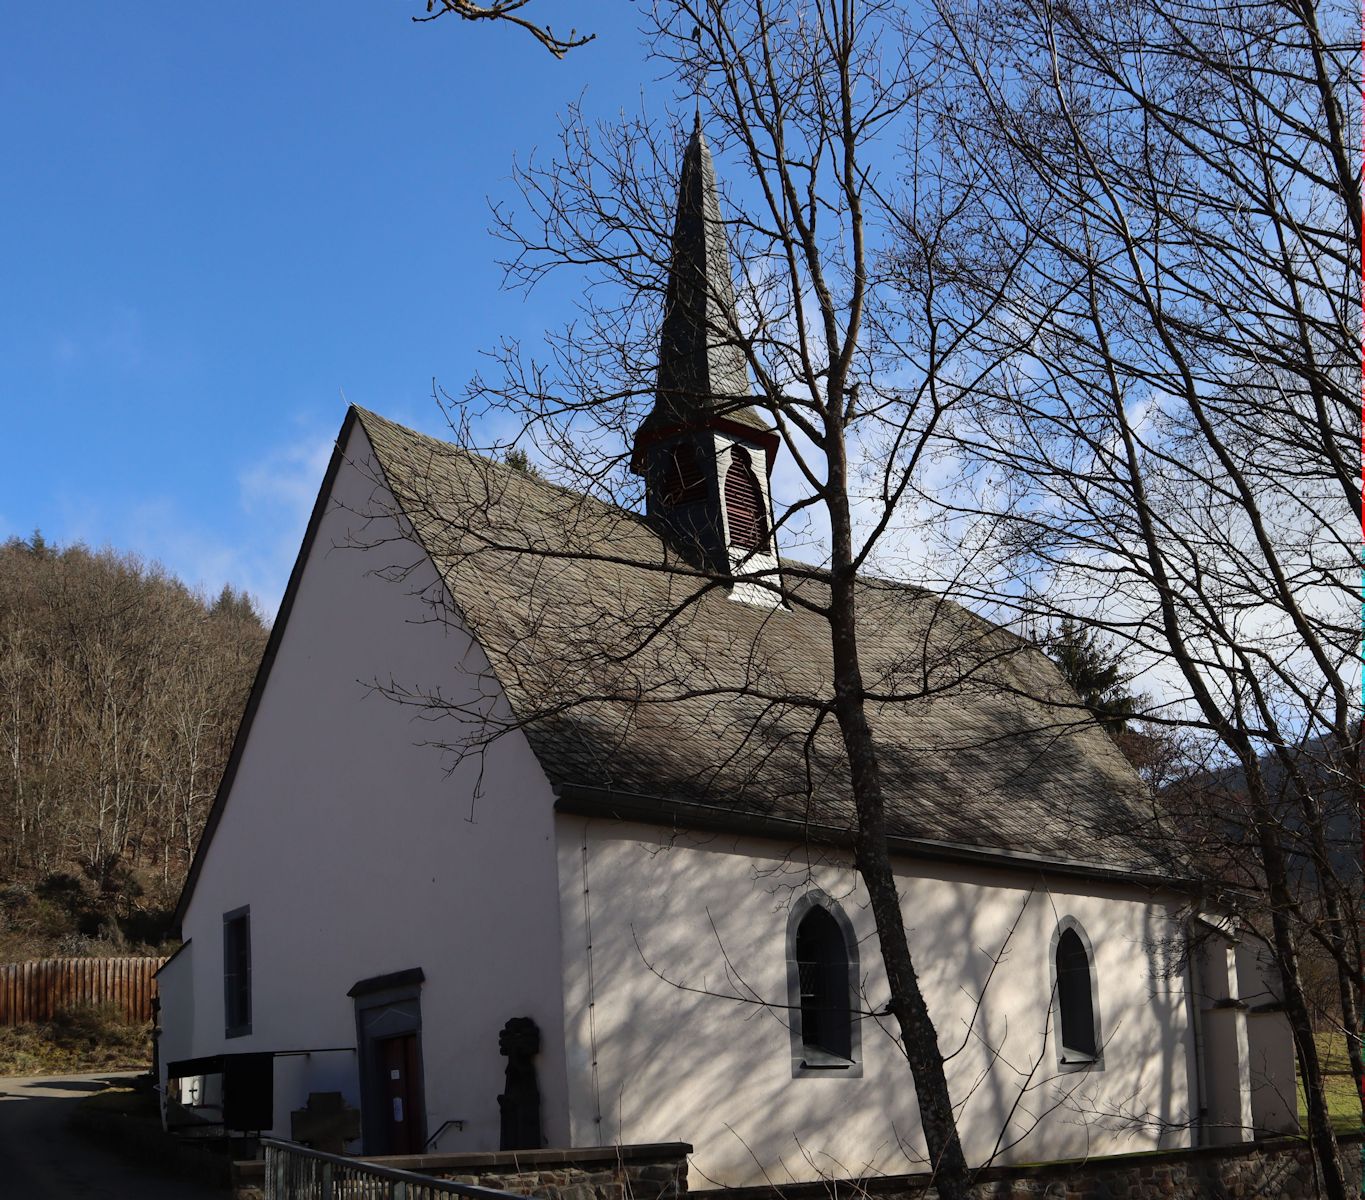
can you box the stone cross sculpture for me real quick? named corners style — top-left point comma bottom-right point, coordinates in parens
top-left (498, 1016), bottom-right (543, 1150)
top-left (290, 1091), bottom-right (361, 1155)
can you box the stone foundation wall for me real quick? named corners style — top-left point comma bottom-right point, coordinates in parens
top-left (234, 1136), bottom-right (1365, 1200)
top-left (424, 1143), bottom-right (688, 1200)
top-left (711, 1135), bottom-right (1364, 1200)
top-left (233, 1142), bottom-right (690, 1200)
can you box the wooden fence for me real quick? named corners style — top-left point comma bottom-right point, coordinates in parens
top-left (0, 956), bottom-right (166, 1025)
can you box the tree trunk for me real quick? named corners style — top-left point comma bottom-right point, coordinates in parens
top-left (1255, 816), bottom-right (1347, 1200)
top-left (825, 432), bottom-right (972, 1198)
top-left (833, 675), bottom-right (973, 1197)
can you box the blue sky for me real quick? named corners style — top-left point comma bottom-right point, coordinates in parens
top-left (1, 3), bottom-right (667, 612)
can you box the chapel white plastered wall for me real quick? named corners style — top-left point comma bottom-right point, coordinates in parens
top-left (555, 817), bottom-right (1203, 1188)
top-left (159, 421), bottom-right (570, 1152)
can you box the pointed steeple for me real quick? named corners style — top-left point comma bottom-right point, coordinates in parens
top-left (632, 117), bottom-right (781, 600)
top-left (634, 119), bottom-right (773, 452)
top-left (654, 115), bottom-right (755, 415)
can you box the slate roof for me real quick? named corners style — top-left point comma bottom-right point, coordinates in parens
top-left (645, 115), bottom-right (771, 438)
top-left (356, 406), bottom-right (1180, 881)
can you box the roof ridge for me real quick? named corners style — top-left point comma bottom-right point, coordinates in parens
top-left (349, 405), bottom-right (963, 604)
top-left (351, 405), bottom-right (649, 523)
top-left (179, 404), bottom-right (1178, 916)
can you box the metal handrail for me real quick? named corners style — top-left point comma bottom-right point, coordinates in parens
top-left (262, 1138), bottom-right (527, 1200)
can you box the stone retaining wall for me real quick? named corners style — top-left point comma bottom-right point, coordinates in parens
top-left (234, 1135), bottom-right (1365, 1200)
top-left (423, 1143), bottom-right (689, 1200)
top-left (233, 1141), bottom-right (690, 1200)
top-left (710, 1134), bottom-right (1364, 1200)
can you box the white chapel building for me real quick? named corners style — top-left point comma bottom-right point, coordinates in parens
top-left (155, 120), bottom-right (1295, 1186)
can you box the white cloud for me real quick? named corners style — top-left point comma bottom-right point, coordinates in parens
top-left (48, 306), bottom-right (147, 372)
top-left (239, 429), bottom-right (334, 523)
top-left (13, 423), bottom-right (339, 623)
top-left (229, 425), bottom-right (337, 615)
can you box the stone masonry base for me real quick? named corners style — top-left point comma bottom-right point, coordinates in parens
top-left (233, 1135), bottom-right (1365, 1200)
top-left (232, 1142), bottom-right (690, 1200)
top-left (709, 1134), bottom-right (1365, 1200)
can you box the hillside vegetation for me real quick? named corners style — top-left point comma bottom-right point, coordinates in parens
top-left (0, 534), bottom-right (267, 959)
top-left (0, 1002), bottom-right (152, 1074)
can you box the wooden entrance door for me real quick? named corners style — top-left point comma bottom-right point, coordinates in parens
top-left (378, 1034), bottom-right (422, 1154)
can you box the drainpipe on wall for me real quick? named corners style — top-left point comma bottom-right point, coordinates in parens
top-left (1186, 926), bottom-right (1209, 1147)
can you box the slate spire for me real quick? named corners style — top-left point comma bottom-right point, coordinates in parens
top-left (631, 116), bottom-right (779, 587)
top-left (633, 116), bottom-right (773, 461)
top-left (653, 113), bottom-right (757, 419)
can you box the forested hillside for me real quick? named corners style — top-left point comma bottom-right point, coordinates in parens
top-left (0, 534), bottom-right (267, 957)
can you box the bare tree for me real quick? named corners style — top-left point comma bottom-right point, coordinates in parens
top-left (345, 0), bottom-right (1207, 1192)
top-left (472, 2), bottom-right (984, 1189)
top-left (412, 0), bottom-right (593, 58)
top-left (0, 537), bottom-right (265, 948)
top-left (911, 0), bottom-right (1359, 1190)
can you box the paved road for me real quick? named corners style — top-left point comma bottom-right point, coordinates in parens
top-left (0, 1072), bottom-right (227, 1199)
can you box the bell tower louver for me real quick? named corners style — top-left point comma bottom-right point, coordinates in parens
top-left (631, 115), bottom-right (780, 601)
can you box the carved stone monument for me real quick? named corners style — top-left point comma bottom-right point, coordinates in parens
top-left (497, 1016), bottom-right (542, 1150)
top-left (290, 1091), bottom-right (361, 1156)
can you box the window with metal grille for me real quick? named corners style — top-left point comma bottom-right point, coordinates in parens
top-left (223, 907), bottom-right (252, 1038)
top-left (723, 446), bottom-right (767, 550)
top-left (796, 906), bottom-right (852, 1060)
top-left (663, 443), bottom-right (706, 507)
top-left (1056, 926), bottom-right (1098, 1060)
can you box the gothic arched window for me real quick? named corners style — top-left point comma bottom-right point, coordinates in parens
top-left (797, 907), bottom-right (850, 1059)
top-left (1054, 920), bottom-right (1101, 1064)
top-left (723, 445), bottom-right (768, 551)
top-left (787, 894), bottom-right (860, 1074)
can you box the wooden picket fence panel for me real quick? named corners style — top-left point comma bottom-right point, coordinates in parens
top-left (0, 956), bottom-right (166, 1025)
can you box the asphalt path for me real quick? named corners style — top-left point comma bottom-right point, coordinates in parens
top-left (0, 1072), bottom-right (226, 1199)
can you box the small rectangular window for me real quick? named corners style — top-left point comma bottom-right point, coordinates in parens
top-left (223, 907), bottom-right (252, 1038)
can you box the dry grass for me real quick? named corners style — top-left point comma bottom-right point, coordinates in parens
top-left (1296, 1072), bottom-right (1360, 1134)
top-left (1314, 1030), bottom-right (1355, 1075)
top-left (1297, 1031), bottom-right (1362, 1135)
top-left (0, 1003), bottom-right (150, 1076)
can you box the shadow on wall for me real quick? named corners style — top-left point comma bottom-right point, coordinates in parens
top-left (563, 823), bottom-right (1199, 1188)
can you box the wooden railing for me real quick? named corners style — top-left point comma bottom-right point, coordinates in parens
top-left (0, 956), bottom-right (165, 1025)
top-left (263, 1140), bottom-right (524, 1200)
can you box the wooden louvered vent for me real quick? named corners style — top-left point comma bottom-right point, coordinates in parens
top-left (663, 443), bottom-right (707, 507)
top-left (724, 446), bottom-right (768, 550)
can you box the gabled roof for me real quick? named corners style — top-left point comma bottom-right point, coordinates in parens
top-left (357, 407), bottom-right (1183, 884)
top-left (175, 405), bottom-right (1184, 932)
